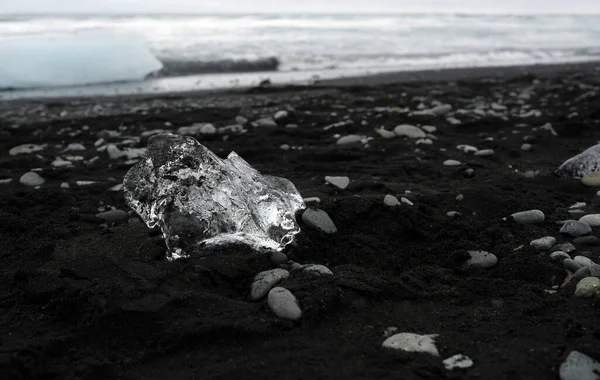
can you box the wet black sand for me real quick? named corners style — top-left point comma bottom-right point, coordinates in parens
top-left (1, 62), bottom-right (600, 379)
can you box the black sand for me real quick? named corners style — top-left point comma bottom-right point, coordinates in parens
top-left (1, 62), bottom-right (600, 379)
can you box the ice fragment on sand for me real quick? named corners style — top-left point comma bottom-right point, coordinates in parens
top-left (123, 134), bottom-right (305, 260)
top-left (382, 333), bottom-right (440, 356)
top-left (557, 144), bottom-right (600, 177)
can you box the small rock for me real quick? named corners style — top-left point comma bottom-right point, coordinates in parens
top-left (464, 168), bottom-right (475, 178)
top-left (560, 220), bottom-right (592, 237)
top-left (589, 264), bottom-right (600, 277)
top-left (465, 250), bottom-right (498, 268)
top-left (579, 214), bottom-right (600, 227)
top-left (337, 135), bottom-right (363, 145)
top-left (564, 258), bottom-right (582, 272)
top-left (573, 266), bottom-right (592, 281)
top-left (267, 287), bottom-right (302, 321)
top-left (0, 178), bottom-right (13, 184)
top-left (581, 171), bottom-right (600, 187)
top-left (421, 125), bottom-right (437, 133)
top-left (430, 104), bottom-right (452, 116)
top-left (273, 110), bottom-right (289, 120)
top-left (303, 197), bottom-right (321, 204)
top-left (303, 264), bottom-right (333, 276)
top-left (573, 236), bottom-right (600, 245)
top-left (325, 176), bottom-right (350, 190)
top-left (456, 194), bottom-right (464, 201)
top-left (382, 333), bottom-right (439, 356)
top-left (401, 197), bottom-right (414, 206)
top-left (443, 354), bottom-right (474, 370)
top-left (384, 195), bottom-right (400, 207)
top-left (95, 209), bottom-right (128, 223)
top-left (457, 144), bottom-right (478, 153)
top-left (550, 251), bottom-right (570, 263)
top-left (574, 277), bottom-right (600, 298)
top-left (251, 269), bottom-right (290, 300)
top-left (269, 251), bottom-right (288, 266)
top-left (574, 256), bottom-right (595, 267)
top-left (552, 242), bottom-right (577, 253)
top-left (570, 202), bottom-right (587, 209)
top-left (415, 138), bottom-right (433, 145)
top-left (447, 211), bottom-right (460, 217)
top-left (474, 149), bottom-right (495, 157)
top-left (253, 117), bottom-right (278, 127)
top-left (9, 144), bottom-right (46, 155)
top-left (509, 210), bottom-right (545, 224)
top-left (559, 350), bottom-right (600, 380)
top-left (375, 127), bottom-right (396, 139)
top-left (443, 159), bottom-right (461, 167)
top-left (530, 236), bottom-right (556, 251)
top-left (235, 116), bottom-right (248, 125)
top-left (521, 143), bottom-right (532, 151)
top-left (394, 124), bottom-right (426, 138)
top-left (19, 172), bottom-right (45, 187)
top-left (280, 144), bottom-right (290, 151)
top-left (302, 209), bottom-right (337, 234)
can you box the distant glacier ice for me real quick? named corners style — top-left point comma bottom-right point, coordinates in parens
top-left (0, 31), bottom-right (162, 88)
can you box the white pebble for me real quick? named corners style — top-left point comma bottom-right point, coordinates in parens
top-left (456, 194), bottom-right (464, 201)
top-left (578, 214), bottom-right (600, 227)
top-left (9, 144), bottom-right (46, 156)
top-left (509, 210), bottom-right (545, 224)
top-left (19, 172), bottom-right (45, 186)
top-left (303, 264), bottom-right (333, 276)
top-left (530, 236), bottom-right (556, 251)
top-left (466, 250), bottom-right (498, 268)
top-left (456, 145), bottom-right (478, 153)
top-left (443, 159), bottom-right (462, 167)
top-left (443, 354), bottom-right (474, 370)
top-left (251, 269), bottom-right (290, 300)
top-left (421, 125), bottom-right (437, 133)
top-left (382, 333), bottom-right (439, 356)
top-left (474, 149), bottom-right (495, 157)
top-left (401, 197), bottom-right (414, 206)
top-left (375, 127), bottom-right (396, 139)
top-left (573, 256), bottom-right (595, 267)
top-left (267, 287), bottom-right (302, 321)
top-left (415, 138), bottom-right (433, 145)
top-left (384, 195), bottom-right (400, 206)
top-left (394, 124), bottom-right (426, 138)
top-left (325, 176), bottom-right (350, 190)
top-left (569, 202), bottom-right (587, 209)
top-left (574, 277), bottom-right (600, 298)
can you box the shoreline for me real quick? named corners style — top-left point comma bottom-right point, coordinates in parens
top-left (2, 59), bottom-right (600, 105)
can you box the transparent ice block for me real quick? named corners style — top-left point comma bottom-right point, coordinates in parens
top-left (123, 133), bottom-right (305, 260)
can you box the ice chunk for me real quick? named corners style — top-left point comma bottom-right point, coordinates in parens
top-left (123, 134), bottom-right (305, 260)
top-left (557, 144), bottom-right (600, 178)
top-left (0, 31), bottom-right (162, 89)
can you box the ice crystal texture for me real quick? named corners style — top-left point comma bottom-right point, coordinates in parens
top-left (557, 144), bottom-right (600, 177)
top-left (123, 134), bottom-right (305, 260)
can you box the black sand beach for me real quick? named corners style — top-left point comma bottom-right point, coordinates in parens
top-left (1, 62), bottom-right (600, 379)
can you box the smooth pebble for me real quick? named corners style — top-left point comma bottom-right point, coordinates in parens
top-left (267, 287), bottom-right (302, 321)
top-left (19, 172), bottom-right (45, 187)
top-left (559, 350), bottom-right (600, 380)
top-left (530, 236), bottom-right (556, 251)
top-left (394, 124), bottom-right (426, 138)
top-left (560, 220), bottom-right (592, 237)
top-left (574, 277), bottom-right (600, 298)
top-left (443, 354), bottom-right (474, 370)
top-left (251, 269), bottom-right (290, 301)
top-left (384, 195), bottom-right (400, 207)
top-left (443, 159), bottom-right (461, 167)
top-left (382, 333), bottom-right (439, 356)
top-left (579, 214), bottom-right (600, 227)
top-left (302, 209), bottom-right (337, 234)
top-left (510, 209), bottom-right (545, 224)
top-left (466, 251), bottom-right (498, 268)
top-left (325, 176), bottom-right (350, 190)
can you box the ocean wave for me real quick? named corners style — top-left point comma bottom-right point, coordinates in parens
top-left (150, 57), bottom-right (280, 78)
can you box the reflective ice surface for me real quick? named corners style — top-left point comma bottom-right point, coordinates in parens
top-left (123, 134), bottom-right (305, 260)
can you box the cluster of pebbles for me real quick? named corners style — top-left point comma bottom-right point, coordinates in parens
top-left (2, 68), bottom-right (600, 378)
